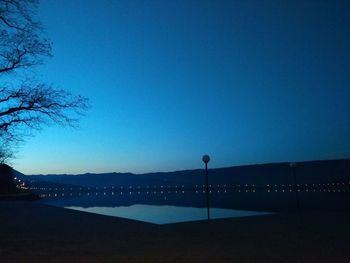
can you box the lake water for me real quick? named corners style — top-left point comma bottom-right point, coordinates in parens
top-left (39, 189), bottom-right (274, 224)
top-left (38, 185), bottom-right (349, 224)
top-left (64, 204), bottom-right (270, 224)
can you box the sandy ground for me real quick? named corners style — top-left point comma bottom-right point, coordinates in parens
top-left (0, 201), bottom-right (350, 262)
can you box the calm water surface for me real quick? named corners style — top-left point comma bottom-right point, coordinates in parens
top-left (37, 182), bottom-right (350, 224)
top-left (40, 190), bottom-right (273, 224)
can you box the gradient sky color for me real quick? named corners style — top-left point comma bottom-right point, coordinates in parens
top-left (13, 0), bottom-right (350, 175)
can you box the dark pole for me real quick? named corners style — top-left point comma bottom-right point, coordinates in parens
top-left (205, 162), bottom-right (210, 220)
top-left (202, 154), bottom-right (210, 221)
top-left (290, 162), bottom-right (300, 211)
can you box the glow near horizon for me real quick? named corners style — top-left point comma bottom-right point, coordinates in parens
top-left (12, 0), bottom-right (350, 175)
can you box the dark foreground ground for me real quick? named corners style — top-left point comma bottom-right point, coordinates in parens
top-left (0, 201), bottom-right (349, 262)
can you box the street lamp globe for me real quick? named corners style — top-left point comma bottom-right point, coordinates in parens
top-left (202, 155), bottom-right (210, 164)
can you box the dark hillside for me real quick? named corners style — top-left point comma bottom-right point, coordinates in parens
top-left (0, 164), bottom-right (18, 194)
top-left (26, 158), bottom-right (350, 188)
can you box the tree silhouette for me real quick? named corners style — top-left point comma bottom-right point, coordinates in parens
top-left (0, 0), bottom-right (88, 163)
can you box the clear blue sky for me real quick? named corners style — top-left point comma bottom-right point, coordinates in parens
top-left (14, 0), bottom-right (350, 175)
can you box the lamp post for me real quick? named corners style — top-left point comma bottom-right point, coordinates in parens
top-left (202, 154), bottom-right (210, 220)
top-left (290, 162), bottom-right (300, 210)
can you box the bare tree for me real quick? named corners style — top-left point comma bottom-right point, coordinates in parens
top-left (0, 0), bottom-right (88, 163)
top-left (0, 0), bottom-right (51, 73)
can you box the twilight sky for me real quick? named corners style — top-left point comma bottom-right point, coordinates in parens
top-left (14, 0), bottom-right (350, 175)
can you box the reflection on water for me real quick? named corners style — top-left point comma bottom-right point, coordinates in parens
top-left (64, 204), bottom-right (271, 224)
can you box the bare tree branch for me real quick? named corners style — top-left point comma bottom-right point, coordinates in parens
top-left (0, 81), bottom-right (89, 139)
top-left (0, 0), bottom-right (89, 162)
top-left (0, 0), bottom-right (51, 73)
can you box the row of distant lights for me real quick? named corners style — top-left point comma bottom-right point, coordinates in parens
top-left (31, 182), bottom-right (350, 192)
top-left (38, 187), bottom-right (348, 198)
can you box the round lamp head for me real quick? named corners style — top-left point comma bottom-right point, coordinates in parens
top-left (202, 154), bottom-right (210, 164)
